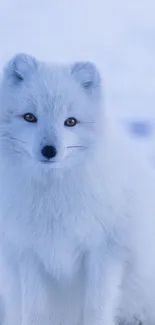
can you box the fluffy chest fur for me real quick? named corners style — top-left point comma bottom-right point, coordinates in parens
top-left (0, 161), bottom-right (108, 280)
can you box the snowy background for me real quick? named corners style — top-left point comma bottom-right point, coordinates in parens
top-left (0, 0), bottom-right (155, 178)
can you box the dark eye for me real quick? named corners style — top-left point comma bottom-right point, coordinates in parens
top-left (23, 113), bottom-right (37, 123)
top-left (64, 117), bottom-right (77, 127)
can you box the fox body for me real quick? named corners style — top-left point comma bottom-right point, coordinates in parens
top-left (0, 54), bottom-right (154, 325)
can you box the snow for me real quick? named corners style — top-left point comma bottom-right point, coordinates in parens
top-left (0, 4), bottom-right (155, 323)
top-left (0, 0), bottom-right (155, 176)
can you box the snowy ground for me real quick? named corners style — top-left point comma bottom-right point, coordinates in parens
top-left (0, 0), bottom-right (155, 179)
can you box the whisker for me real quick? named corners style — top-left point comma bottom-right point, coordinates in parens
top-left (9, 137), bottom-right (27, 144)
top-left (0, 136), bottom-right (27, 145)
top-left (67, 145), bottom-right (87, 149)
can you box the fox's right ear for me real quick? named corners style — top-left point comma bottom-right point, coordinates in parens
top-left (3, 53), bottom-right (38, 83)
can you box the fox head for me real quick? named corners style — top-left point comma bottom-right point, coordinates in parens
top-left (0, 53), bottom-right (103, 171)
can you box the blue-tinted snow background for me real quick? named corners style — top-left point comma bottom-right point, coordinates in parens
top-left (0, 0), bottom-right (155, 187)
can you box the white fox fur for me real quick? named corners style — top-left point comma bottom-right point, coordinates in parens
top-left (0, 53), bottom-right (154, 325)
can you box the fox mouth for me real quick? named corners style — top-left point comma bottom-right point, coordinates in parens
top-left (39, 159), bottom-right (61, 166)
top-left (40, 160), bottom-right (55, 164)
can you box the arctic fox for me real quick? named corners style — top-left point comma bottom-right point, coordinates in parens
top-left (0, 53), bottom-right (154, 325)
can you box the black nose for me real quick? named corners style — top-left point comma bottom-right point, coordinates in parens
top-left (41, 145), bottom-right (57, 159)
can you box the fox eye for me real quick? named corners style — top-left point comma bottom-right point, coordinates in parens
top-left (23, 113), bottom-right (37, 123)
top-left (64, 117), bottom-right (77, 127)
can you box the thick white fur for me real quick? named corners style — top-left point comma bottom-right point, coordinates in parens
top-left (0, 54), bottom-right (154, 325)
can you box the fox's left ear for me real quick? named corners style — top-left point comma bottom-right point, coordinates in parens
top-left (71, 62), bottom-right (101, 95)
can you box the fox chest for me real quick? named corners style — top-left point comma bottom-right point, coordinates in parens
top-left (35, 224), bottom-right (87, 280)
top-left (1, 188), bottom-right (104, 279)
top-left (34, 213), bottom-right (104, 280)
